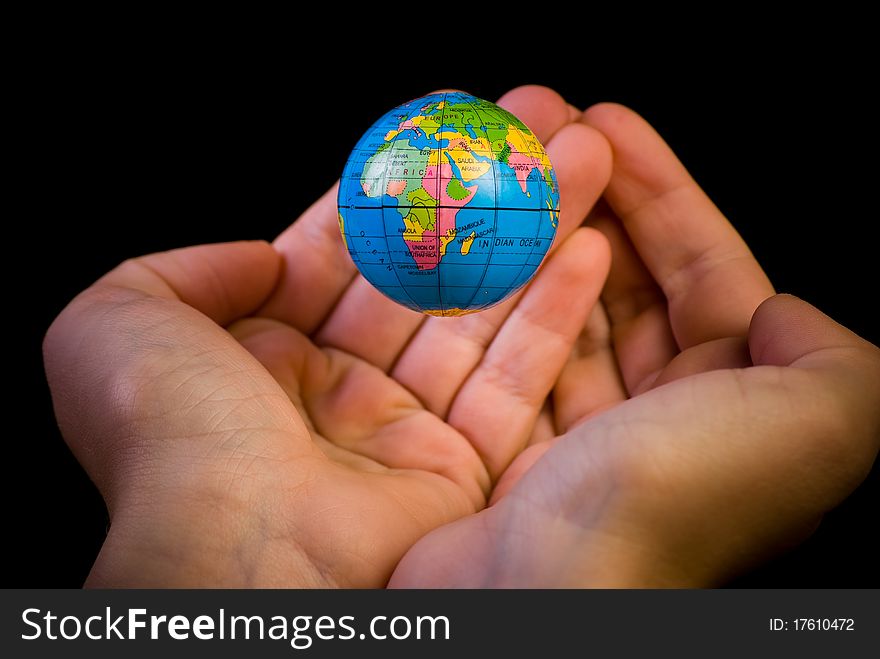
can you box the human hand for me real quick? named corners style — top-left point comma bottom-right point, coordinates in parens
top-left (43, 87), bottom-right (614, 587)
top-left (390, 104), bottom-right (880, 587)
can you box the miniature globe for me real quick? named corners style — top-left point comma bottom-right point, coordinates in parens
top-left (338, 91), bottom-right (559, 317)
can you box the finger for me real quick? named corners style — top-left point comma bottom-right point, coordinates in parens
top-left (650, 337), bottom-right (751, 389)
top-left (316, 85), bottom-right (579, 371)
top-left (258, 183), bottom-right (359, 334)
top-left (750, 294), bottom-right (879, 370)
top-left (393, 122), bottom-right (613, 416)
top-left (551, 302), bottom-right (628, 434)
top-left (99, 240), bottom-right (282, 325)
top-left (498, 85), bottom-right (575, 142)
top-left (589, 205), bottom-right (678, 394)
top-left (43, 242), bottom-right (310, 505)
top-left (424, 85), bottom-right (574, 135)
top-left (747, 294), bottom-right (880, 483)
top-left (527, 297), bottom-right (628, 446)
top-left (490, 440), bottom-right (556, 504)
top-left (449, 228), bottom-right (612, 480)
top-left (582, 103), bottom-right (774, 348)
top-left (527, 399), bottom-right (557, 446)
top-left (315, 278), bottom-right (426, 371)
top-left (228, 317), bottom-right (490, 507)
top-left (504, 294), bottom-right (880, 586)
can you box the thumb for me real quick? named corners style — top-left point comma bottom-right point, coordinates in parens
top-left (750, 293), bottom-right (880, 371)
top-left (487, 294), bottom-right (879, 586)
top-left (748, 293), bottom-right (880, 485)
top-left (43, 241), bottom-right (304, 511)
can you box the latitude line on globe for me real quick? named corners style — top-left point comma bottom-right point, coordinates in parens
top-left (377, 210), bottom-right (422, 310)
top-left (362, 206), bottom-right (547, 212)
top-left (352, 231), bottom-right (422, 310)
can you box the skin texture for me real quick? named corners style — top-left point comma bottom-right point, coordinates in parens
top-left (44, 88), bottom-right (880, 588)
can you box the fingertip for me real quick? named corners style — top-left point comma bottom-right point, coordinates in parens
top-left (206, 239), bottom-right (284, 278)
top-left (588, 225), bottom-right (613, 272)
top-left (748, 293), bottom-right (816, 366)
top-left (498, 84), bottom-right (568, 107)
top-left (241, 239), bottom-right (282, 261)
top-left (561, 226), bottom-right (612, 278)
top-left (581, 102), bottom-right (669, 173)
top-left (236, 239), bottom-right (285, 287)
top-left (273, 182), bottom-right (340, 250)
top-left (104, 241), bottom-right (284, 325)
top-left (749, 294), bottom-right (809, 362)
top-left (545, 122), bottom-right (612, 236)
top-left (581, 101), bottom-right (645, 134)
top-left (496, 85), bottom-right (573, 141)
top-left (580, 122), bottom-right (614, 186)
top-left (551, 121), bottom-right (613, 178)
top-left (754, 292), bottom-right (802, 315)
top-left (748, 294), bottom-right (862, 367)
top-left (426, 85), bottom-right (573, 142)
top-left (490, 442), bottom-right (554, 505)
top-left (536, 228), bottom-right (611, 323)
top-left (425, 88), bottom-right (465, 95)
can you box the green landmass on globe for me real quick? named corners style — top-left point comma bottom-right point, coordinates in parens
top-left (338, 92), bottom-right (559, 316)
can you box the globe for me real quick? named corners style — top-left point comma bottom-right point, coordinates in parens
top-left (338, 91), bottom-right (559, 316)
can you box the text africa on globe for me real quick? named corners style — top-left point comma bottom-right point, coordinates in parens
top-left (338, 92), bottom-right (559, 317)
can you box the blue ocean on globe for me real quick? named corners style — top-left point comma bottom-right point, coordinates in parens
top-left (338, 91), bottom-right (559, 316)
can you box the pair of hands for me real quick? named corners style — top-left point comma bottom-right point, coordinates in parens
top-left (44, 87), bottom-right (880, 587)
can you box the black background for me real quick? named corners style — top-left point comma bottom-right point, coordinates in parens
top-left (11, 39), bottom-right (877, 587)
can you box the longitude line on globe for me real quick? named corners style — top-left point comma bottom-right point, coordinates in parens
top-left (502, 125), bottom-right (543, 294)
top-left (379, 107), bottom-right (422, 311)
top-left (458, 95), bottom-right (500, 312)
top-left (435, 93), bottom-right (449, 315)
